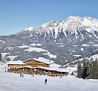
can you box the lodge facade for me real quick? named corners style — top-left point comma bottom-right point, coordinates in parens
top-left (8, 59), bottom-right (68, 77)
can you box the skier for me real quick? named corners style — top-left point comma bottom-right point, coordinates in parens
top-left (44, 79), bottom-right (47, 85)
top-left (4, 67), bottom-right (6, 72)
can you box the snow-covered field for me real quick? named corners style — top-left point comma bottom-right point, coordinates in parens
top-left (0, 68), bottom-right (98, 91)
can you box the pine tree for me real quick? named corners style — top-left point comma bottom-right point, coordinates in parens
top-left (88, 58), bottom-right (94, 79)
top-left (0, 52), bottom-right (1, 62)
top-left (77, 57), bottom-right (98, 79)
top-left (91, 59), bottom-right (98, 79)
top-left (78, 58), bottom-right (91, 79)
top-left (81, 60), bottom-right (87, 79)
top-left (77, 61), bottom-right (82, 78)
top-left (82, 67), bottom-right (88, 79)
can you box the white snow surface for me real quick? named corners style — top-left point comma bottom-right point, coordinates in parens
top-left (25, 46), bottom-right (57, 58)
top-left (33, 57), bottom-right (53, 64)
top-left (82, 44), bottom-right (90, 47)
top-left (25, 47), bottom-right (47, 52)
top-left (24, 27), bottom-right (34, 31)
top-left (90, 54), bottom-right (98, 60)
top-left (7, 56), bottom-right (17, 61)
top-left (73, 55), bottom-right (81, 57)
top-left (0, 69), bottom-right (98, 91)
top-left (0, 40), bottom-right (5, 43)
top-left (18, 44), bottom-right (57, 59)
top-left (6, 60), bottom-right (24, 64)
top-left (64, 66), bottom-right (77, 74)
top-left (81, 48), bottom-right (84, 51)
top-left (30, 43), bottom-right (42, 46)
top-left (18, 45), bottom-right (29, 48)
top-left (43, 52), bottom-right (57, 58)
top-left (7, 47), bottom-right (13, 51)
top-left (93, 44), bottom-right (98, 46)
top-left (1, 53), bottom-right (9, 57)
top-left (49, 63), bottom-right (61, 68)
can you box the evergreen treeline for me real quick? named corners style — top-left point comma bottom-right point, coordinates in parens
top-left (77, 58), bottom-right (98, 79)
top-left (0, 52), bottom-right (1, 61)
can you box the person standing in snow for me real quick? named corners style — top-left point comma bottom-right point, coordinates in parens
top-left (44, 79), bottom-right (47, 85)
top-left (20, 71), bottom-right (22, 77)
top-left (20, 70), bottom-right (24, 77)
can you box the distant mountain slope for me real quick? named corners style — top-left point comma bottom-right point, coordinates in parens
top-left (1, 16), bottom-right (98, 65)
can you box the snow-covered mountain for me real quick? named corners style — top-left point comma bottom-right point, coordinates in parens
top-left (23, 16), bottom-right (98, 39)
top-left (1, 16), bottom-right (98, 65)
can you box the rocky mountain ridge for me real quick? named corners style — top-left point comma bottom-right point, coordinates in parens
top-left (0, 16), bottom-right (98, 65)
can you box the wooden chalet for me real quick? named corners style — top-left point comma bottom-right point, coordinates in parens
top-left (15, 66), bottom-right (68, 77)
top-left (7, 61), bottom-right (25, 72)
top-left (7, 59), bottom-right (68, 77)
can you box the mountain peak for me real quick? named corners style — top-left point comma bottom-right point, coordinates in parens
top-left (67, 16), bottom-right (81, 20)
top-left (24, 16), bottom-right (98, 31)
top-left (24, 27), bottom-right (34, 31)
top-left (22, 16), bottom-right (98, 39)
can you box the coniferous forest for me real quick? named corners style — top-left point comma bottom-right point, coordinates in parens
top-left (77, 58), bottom-right (98, 79)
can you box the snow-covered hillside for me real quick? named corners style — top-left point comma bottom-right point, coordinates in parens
top-left (0, 70), bottom-right (98, 91)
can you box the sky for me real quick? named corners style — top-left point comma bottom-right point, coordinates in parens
top-left (0, 0), bottom-right (98, 35)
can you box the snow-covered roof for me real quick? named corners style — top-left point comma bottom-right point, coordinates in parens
top-left (34, 57), bottom-right (53, 64)
top-left (24, 57), bottom-right (53, 64)
top-left (49, 63), bottom-right (61, 68)
top-left (7, 60), bottom-right (24, 64)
